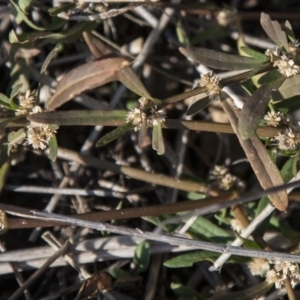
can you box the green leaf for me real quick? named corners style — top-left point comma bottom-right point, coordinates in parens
top-left (164, 251), bottom-right (247, 268)
top-left (273, 95), bottom-right (300, 113)
top-left (10, 83), bottom-right (23, 100)
top-left (7, 128), bottom-right (26, 154)
top-left (207, 281), bottom-right (273, 300)
top-left (10, 21), bottom-right (92, 45)
top-left (191, 24), bottom-right (228, 44)
top-left (0, 94), bottom-right (15, 110)
top-left (27, 110), bottom-right (128, 126)
top-left (187, 96), bottom-right (211, 115)
top-left (0, 135), bottom-right (9, 168)
top-left (133, 241), bottom-right (150, 273)
top-left (10, 0), bottom-right (46, 31)
top-left (238, 78), bottom-right (284, 140)
top-left (179, 46), bottom-right (263, 70)
top-left (189, 216), bottom-right (232, 243)
top-left (48, 135), bottom-right (58, 162)
top-left (48, 57), bottom-right (128, 111)
top-left (116, 64), bottom-right (152, 99)
top-left (260, 12), bottom-right (288, 50)
top-left (272, 74), bottom-right (300, 100)
top-left (48, 3), bottom-right (75, 16)
top-left (258, 70), bottom-right (282, 86)
top-left (285, 20), bottom-right (296, 42)
top-left (18, 0), bottom-right (35, 12)
top-left (186, 192), bottom-right (206, 200)
top-left (176, 17), bottom-right (190, 47)
top-left (0, 116), bottom-right (24, 131)
top-left (240, 46), bottom-right (269, 62)
top-left (0, 161), bottom-right (10, 192)
top-left (170, 283), bottom-right (203, 299)
top-left (152, 124), bottom-right (165, 155)
top-left (96, 123), bottom-right (134, 147)
top-left (37, 44), bottom-right (61, 102)
top-left (241, 80), bottom-right (257, 95)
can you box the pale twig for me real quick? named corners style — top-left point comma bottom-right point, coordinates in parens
top-left (42, 231), bottom-right (91, 279)
top-left (5, 185), bottom-right (127, 198)
top-left (144, 254), bottom-right (162, 300)
top-left (0, 241), bottom-right (32, 300)
top-left (210, 171), bottom-right (300, 271)
top-left (3, 189), bottom-right (300, 264)
top-left (7, 241), bottom-right (70, 300)
top-left (0, 237), bottom-right (196, 275)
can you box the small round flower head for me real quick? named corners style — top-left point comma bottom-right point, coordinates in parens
top-left (26, 125), bottom-right (56, 150)
top-left (199, 71), bottom-right (221, 99)
top-left (273, 54), bottom-right (300, 77)
top-left (248, 258), bottom-right (270, 276)
top-left (216, 8), bottom-right (237, 27)
top-left (266, 260), bottom-right (300, 289)
top-left (274, 128), bottom-right (298, 151)
top-left (15, 90), bottom-right (36, 116)
top-left (148, 106), bottom-right (166, 126)
top-left (126, 108), bottom-right (147, 131)
top-left (209, 165), bottom-right (245, 191)
top-left (264, 111), bottom-right (284, 127)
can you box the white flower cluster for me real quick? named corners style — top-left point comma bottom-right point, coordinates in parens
top-left (265, 43), bottom-right (300, 77)
top-left (199, 71), bottom-right (221, 100)
top-left (126, 97), bottom-right (165, 131)
top-left (208, 165), bottom-right (245, 191)
top-left (263, 111), bottom-right (300, 151)
top-left (14, 91), bottom-right (56, 150)
top-left (267, 260), bottom-right (300, 289)
top-left (249, 258), bottom-right (300, 289)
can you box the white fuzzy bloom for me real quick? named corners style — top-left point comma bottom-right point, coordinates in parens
top-left (274, 128), bottom-right (298, 151)
top-left (199, 71), bottom-right (221, 99)
top-left (126, 108), bottom-right (147, 131)
top-left (149, 107), bottom-right (165, 126)
top-left (264, 111), bottom-right (285, 127)
top-left (273, 54), bottom-right (300, 77)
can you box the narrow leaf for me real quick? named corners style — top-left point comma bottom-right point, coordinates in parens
top-left (10, 0), bottom-right (46, 31)
top-left (223, 99), bottom-right (288, 211)
top-left (49, 135), bottom-right (58, 162)
top-left (0, 117), bottom-right (20, 131)
top-left (0, 94), bottom-right (15, 110)
top-left (96, 123), bottom-right (134, 147)
top-left (240, 46), bottom-right (269, 62)
top-left (117, 63), bottom-right (152, 99)
top-left (207, 281), bottom-right (272, 300)
top-left (285, 20), bottom-right (296, 42)
top-left (273, 96), bottom-right (300, 113)
top-left (133, 241), bottom-right (150, 273)
top-left (83, 31), bottom-right (112, 58)
top-left (187, 96), bottom-right (211, 115)
top-left (179, 46), bottom-right (263, 70)
top-left (48, 57), bottom-right (128, 111)
top-left (27, 110), bottom-right (127, 126)
top-left (164, 251), bottom-right (247, 268)
top-left (0, 161), bottom-right (10, 192)
top-left (238, 78), bottom-right (284, 140)
top-left (171, 283), bottom-right (203, 299)
top-left (10, 83), bottom-right (23, 99)
top-left (0, 135), bottom-right (9, 168)
top-left (8, 128), bottom-right (26, 154)
top-left (138, 118), bottom-right (149, 149)
top-left (272, 74), bottom-right (300, 100)
top-left (260, 12), bottom-right (288, 50)
top-left (37, 44), bottom-right (60, 102)
top-left (152, 124), bottom-right (165, 155)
